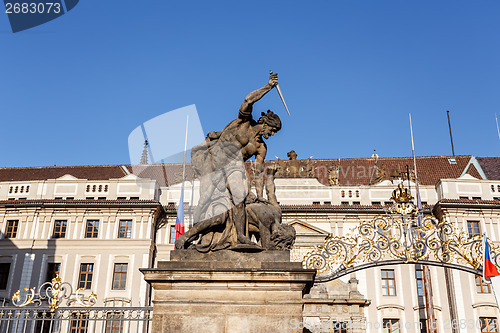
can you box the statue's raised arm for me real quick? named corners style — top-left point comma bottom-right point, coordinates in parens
top-left (238, 73), bottom-right (278, 120)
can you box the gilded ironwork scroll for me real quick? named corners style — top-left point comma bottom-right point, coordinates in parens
top-left (12, 275), bottom-right (97, 312)
top-left (303, 183), bottom-right (499, 282)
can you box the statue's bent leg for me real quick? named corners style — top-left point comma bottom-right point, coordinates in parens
top-left (174, 211), bottom-right (227, 249)
top-left (226, 168), bottom-right (253, 245)
top-left (232, 201), bottom-right (253, 245)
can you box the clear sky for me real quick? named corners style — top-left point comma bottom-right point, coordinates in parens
top-left (2, 1), bottom-right (500, 168)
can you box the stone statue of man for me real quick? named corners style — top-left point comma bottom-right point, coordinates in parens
top-left (176, 73), bottom-right (282, 251)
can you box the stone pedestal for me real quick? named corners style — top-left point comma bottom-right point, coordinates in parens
top-left (141, 250), bottom-right (315, 333)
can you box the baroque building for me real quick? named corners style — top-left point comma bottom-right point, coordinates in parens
top-left (0, 154), bottom-right (499, 332)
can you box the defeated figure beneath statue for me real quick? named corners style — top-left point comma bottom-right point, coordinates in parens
top-left (175, 165), bottom-right (295, 252)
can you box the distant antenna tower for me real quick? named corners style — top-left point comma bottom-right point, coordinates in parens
top-left (140, 140), bottom-right (149, 164)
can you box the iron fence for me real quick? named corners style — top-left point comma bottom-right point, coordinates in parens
top-left (0, 306), bottom-right (153, 333)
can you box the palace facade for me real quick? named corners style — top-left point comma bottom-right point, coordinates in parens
top-left (0, 154), bottom-right (499, 333)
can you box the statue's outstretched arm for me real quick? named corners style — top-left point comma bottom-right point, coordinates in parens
top-left (238, 73), bottom-right (278, 119)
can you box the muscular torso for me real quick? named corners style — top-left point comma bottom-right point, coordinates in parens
top-left (215, 118), bottom-right (266, 162)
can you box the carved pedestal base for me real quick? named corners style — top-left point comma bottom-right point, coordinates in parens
top-left (141, 250), bottom-right (315, 333)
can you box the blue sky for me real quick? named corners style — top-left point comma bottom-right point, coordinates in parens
top-left (1, 1), bottom-right (500, 167)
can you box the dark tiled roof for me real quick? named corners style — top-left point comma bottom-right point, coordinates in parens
top-left (463, 163), bottom-right (483, 179)
top-left (477, 157), bottom-right (500, 180)
top-left (0, 155), bottom-right (475, 187)
top-left (280, 203), bottom-right (432, 212)
top-left (437, 198), bottom-right (500, 205)
top-left (267, 155), bottom-right (472, 186)
top-left (0, 199), bottom-right (163, 210)
top-left (0, 165), bottom-right (129, 182)
top-left (128, 164), bottom-right (196, 187)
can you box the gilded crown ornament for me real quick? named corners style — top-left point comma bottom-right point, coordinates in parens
top-left (391, 182), bottom-right (413, 203)
top-left (391, 183), bottom-right (416, 215)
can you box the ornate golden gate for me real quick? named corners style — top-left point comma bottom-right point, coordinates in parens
top-left (302, 184), bottom-right (497, 282)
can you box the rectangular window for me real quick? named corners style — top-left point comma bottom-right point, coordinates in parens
top-left (467, 221), bottom-right (481, 237)
top-left (383, 319), bottom-right (400, 333)
top-left (381, 269), bottom-right (396, 296)
top-left (118, 220), bottom-right (132, 239)
top-left (52, 220), bottom-right (67, 238)
top-left (46, 262), bottom-right (61, 282)
top-left (0, 263), bottom-right (11, 289)
top-left (480, 317), bottom-right (498, 333)
top-left (5, 220), bottom-right (19, 238)
top-left (112, 263), bottom-right (128, 290)
top-left (169, 225), bottom-right (176, 244)
top-left (105, 312), bottom-right (124, 333)
top-left (70, 313), bottom-right (88, 333)
top-left (332, 322), bottom-right (348, 333)
top-left (416, 268), bottom-right (424, 297)
top-left (85, 220), bottom-right (99, 238)
top-left (476, 275), bottom-right (492, 294)
top-left (78, 263), bottom-right (94, 290)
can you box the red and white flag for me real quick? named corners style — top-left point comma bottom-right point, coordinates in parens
top-left (483, 234), bottom-right (500, 307)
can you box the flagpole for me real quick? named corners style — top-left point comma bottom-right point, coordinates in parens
top-left (174, 115), bottom-right (189, 245)
top-left (410, 114), bottom-right (437, 333)
top-left (409, 114), bottom-right (422, 213)
top-left (496, 114), bottom-right (500, 142)
top-left (181, 114), bottom-right (189, 223)
top-left (483, 233), bottom-right (488, 282)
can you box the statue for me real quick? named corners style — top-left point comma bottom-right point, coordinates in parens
top-left (276, 150), bottom-right (314, 178)
top-left (328, 165), bottom-right (339, 185)
top-left (175, 73), bottom-right (295, 252)
top-left (371, 165), bottom-right (387, 184)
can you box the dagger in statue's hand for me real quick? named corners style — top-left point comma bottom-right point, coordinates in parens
top-left (269, 70), bottom-right (291, 117)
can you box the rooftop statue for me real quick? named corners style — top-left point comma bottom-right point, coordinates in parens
top-left (175, 73), bottom-right (295, 252)
top-left (276, 150), bottom-right (314, 178)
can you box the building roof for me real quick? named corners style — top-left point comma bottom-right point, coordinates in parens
top-left (307, 155), bottom-right (472, 186)
top-left (0, 198), bottom-right (164, 212)
top-left (476, 157), bottom-right (500, 180)
top-left (0, 155), bottom-right (482, 187)
top-left (436, 198), bottom-right (500, 206)
top-left (0, 198), bottom-right (162, 206)
top-left (0, 165), bottom-right (129, 182)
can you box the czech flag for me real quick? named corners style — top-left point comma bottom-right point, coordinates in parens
top-left (483, 235), bottom-right (500, 281)
top-left (174, 192), bottom-right (185, 242)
